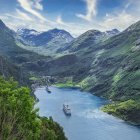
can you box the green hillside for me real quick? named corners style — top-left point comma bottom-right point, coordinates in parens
top-left (0, 20), bottom-right (52, 84)
top-left (0, 18), bottom-right (140, 125)
top-left (47, 21), bottom-right (140, 124)
top-left (0, 77), bottom-right (67, 140)
top-left (0, 20), bottom-right (67, 139)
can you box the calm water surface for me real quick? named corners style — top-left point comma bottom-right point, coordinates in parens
top-left (35, 86), bottom-right (140, 140)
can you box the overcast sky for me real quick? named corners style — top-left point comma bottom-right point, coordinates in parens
top-left (0, 0), bottom-right (140, 36)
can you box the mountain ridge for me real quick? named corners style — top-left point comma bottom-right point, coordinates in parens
top-left (16, 28), bottom-right (74, 55)
top-left (17, 28), bottom-right (74, 45)
top-left (0, 19), bottom-right (140, 124)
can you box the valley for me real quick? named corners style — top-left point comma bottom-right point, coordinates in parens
top-left (0, 18), bottom-right (140, 139)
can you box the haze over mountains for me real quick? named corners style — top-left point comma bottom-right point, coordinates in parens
top-left (0, 19), bottom-right (140, 124)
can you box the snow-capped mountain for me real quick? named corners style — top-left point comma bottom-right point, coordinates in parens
top-left (17, 28), bottom-right (41, 36)
top-left (105, 29), bottom-right (120, 37)
top-left (17, 28), bottom-right (74, 47)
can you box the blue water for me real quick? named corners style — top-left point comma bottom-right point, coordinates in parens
top-left (35, 86), bottom-right (140, 140)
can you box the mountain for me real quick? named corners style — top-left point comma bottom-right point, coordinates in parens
top-left (43, 21), bottom-right (140, 124)
top-left (0, 19), bottom-right (7, 29)
top-left (57, 29), bottom-right (120, 53)
top-left (0, 19), bottom-right (51, 84)
top-left (16, 28), bottom-right (119, 56)
top-left (16, 28), bottom-right (74, 55)
top-left (0, 18), bottom-right (139, 124)
top-left (0, 20), bottom-right (67, 139)
top-left (0, 56), bottom-right (20, 80)
top-left (17, 28), bottom-right (74, 46)
top-left (105, 29), bottom-right (120, 36)
top-left (125, 20), bottom-right (140, 32)
top-left (0, 20), bottom-right (44, 62)
top-left (11, 18), bottom-right (140, 124)
top-left (54, 21), bottom-right (140, 101)
top-left (0, 19), bottom-right (22, 60)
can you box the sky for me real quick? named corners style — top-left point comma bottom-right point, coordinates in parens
top-left (0, 0), bottom-right (140, 36)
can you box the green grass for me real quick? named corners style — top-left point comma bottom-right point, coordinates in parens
top-left (102, 100), bottom-right (140, 125)
top-left (54, 81), bottom-right (80, 88)
top-left (79, 76), bottom-right (97, 90)
top-left (112, 71), bottom-right (122, 85)
top-left (29, 76), bottom-right (39, 81)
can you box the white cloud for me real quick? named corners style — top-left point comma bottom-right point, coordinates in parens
top-left (1, 0), bottom-right (140, 37)
top-left (101, 2), bottom-right (140, 31)
top-left (75, 0), bottom-right (140, 32)
top-left (33, 0), bottom-right (43, 10)
top-left (16, 9), bottom-right (32, 21)
top-left (0, 9), bottom-right (55, 32)
top-left (3, 10), bottom-right (33, 28)
top-left (76, 0), bottom-right (97, 21)
top-left (102, 12), bottom-right (133, 30)
top-left (56, 15), bottom-right (68, 26)
top-left (17, 0), bottom-right (46, 21)
top-left (1, 0), bottom-right (98, 36)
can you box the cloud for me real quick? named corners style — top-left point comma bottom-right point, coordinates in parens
top-left (1, 0), bottom-right (140, 37)
top-left (0, 8), bottom-right (55, 32)
top-left (33, 0), bottom-right (43, 10)
top-left (102, 12), bottom-right (136, 30)
top-left (17, 0), bottom-right (46, 21)
top-left (101, 1), bottom-right (140, 31)
top-left (3, 9), bottom-right (33, 25)
top-left (16, 9), bottom-right (32, 21)
top-left (1, 0), bottom-right (97, 36)
top-left (56, 15), bottom-right (67, 26)
top-left (76, 0), bottom-right (97, 21)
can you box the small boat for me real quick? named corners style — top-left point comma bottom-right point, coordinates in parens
top-left (63, 104), bottom-right (71, 116)
top-left (46, 86), bottom-right (51, 93)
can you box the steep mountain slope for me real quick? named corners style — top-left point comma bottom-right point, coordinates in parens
top-left (0, 20), bottom-right (67, 139)
top-left (15, 20), bottom-right (139, 103)
top-left (0, 18), bottom-right (139, 124)
top-left (0, 19), bottom-right (52, 84)
top-left (57, 29), bottom-right (119, 53)
top-left (43, 22), bottom-right (140, 100)
top-left (0, 20), bottom-right (47, 63)
top-left (0, 20), bottom-right (28, 83)
top-left (71, 21), bottom-right (140, 100)
top-left (16, 28), bottom-right (74, 55)
top-left (42, 21), bottom-right (140, 124)
top-left (0, 56), bottom-right (20, 80)
top-left (105, 29), bottom-right (120, 36)
top-left (85, 22), bottom-right (140, 120)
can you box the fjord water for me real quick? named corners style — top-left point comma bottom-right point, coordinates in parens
top-left (35, 87), bottom-right (140, 140)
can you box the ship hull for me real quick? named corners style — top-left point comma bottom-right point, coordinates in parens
top-left (63, 104), bottom-right (71, 116)
top-left (63, 108), bottom-right (71, 116)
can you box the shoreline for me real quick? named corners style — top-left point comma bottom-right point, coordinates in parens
top-left (52, 84), bottom-right (140, 126)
